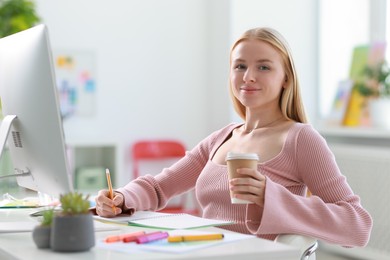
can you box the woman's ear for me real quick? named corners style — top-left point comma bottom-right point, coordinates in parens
top-left (283, 76), bottom-right (288, 88)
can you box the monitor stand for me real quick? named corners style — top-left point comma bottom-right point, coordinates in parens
top-left (0, 115), bottom-right (30, 179)
top-left (0, 115), bottom-right (55, 206)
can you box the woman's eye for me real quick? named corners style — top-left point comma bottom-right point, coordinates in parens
top-left (234, 64), bottom-right (246, 70)
top-left (259, 65), bottom-right (270, 70)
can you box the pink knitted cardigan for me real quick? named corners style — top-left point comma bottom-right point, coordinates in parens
top-left (117, 123), bottom-right (372, 247)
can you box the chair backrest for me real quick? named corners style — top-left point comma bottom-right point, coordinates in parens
top-left (132, 140), bottom-right (186, 179)
top-left (131, 139), bottom-right (200, 215)
top-left (275, 234), bottom-right (318, 260)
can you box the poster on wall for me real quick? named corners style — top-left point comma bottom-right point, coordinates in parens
top-left (53, 50), bottom-right (96, 119)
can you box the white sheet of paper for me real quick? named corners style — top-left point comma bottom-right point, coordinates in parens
top-left (93, 211), bottom-right (234, 229)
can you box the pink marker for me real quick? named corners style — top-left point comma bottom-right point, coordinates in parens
top-left (135, 231), bottom-right (169, 244)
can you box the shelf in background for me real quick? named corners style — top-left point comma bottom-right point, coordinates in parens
top-left (315, 123), bottom-right (390, 148)
top-left (316, 125), bottom-right (390, 139)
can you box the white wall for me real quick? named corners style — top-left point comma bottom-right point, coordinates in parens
top-left (35, 0), bottom-right (231, 146)
top-left (318, 0), bottom-right (369, 118)
top-left (34, 0), bottom-right (317, 184)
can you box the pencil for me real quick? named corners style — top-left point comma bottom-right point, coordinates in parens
top-left (105, 168), bottom-right (115, 213)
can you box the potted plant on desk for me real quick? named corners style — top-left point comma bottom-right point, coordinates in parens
top-left (32, 208), bottom-right (54, 249)
top-left (50, 192), bottom-right (95, 252)
top-left (356, 60), bottom-right (390, 128)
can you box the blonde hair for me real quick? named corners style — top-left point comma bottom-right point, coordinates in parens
top-left (229, 27), bottom-right (307, 123)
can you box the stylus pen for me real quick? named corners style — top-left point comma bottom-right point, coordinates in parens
top-left (167, 233), bottom-right (224, 243)
top-left (104, 231), bottom-right (145, 243)
top-left (105, 168), bottom-right (115, 213)
top-left (135, 231), bottom-right (169, 244)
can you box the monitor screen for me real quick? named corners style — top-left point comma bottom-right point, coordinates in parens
top-left (0, 24), bottom-right (73, 199)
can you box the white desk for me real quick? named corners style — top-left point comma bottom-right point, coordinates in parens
top-left (0, 208), bottom-right (300, 260)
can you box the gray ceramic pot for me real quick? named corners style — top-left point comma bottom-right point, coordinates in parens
top-left (50, 213), bottom-right (95, 252)
top-left (32, 225), bottom-right (51, 248)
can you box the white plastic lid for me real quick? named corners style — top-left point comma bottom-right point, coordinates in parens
top-left (225, 152), bottom-right (259, 161)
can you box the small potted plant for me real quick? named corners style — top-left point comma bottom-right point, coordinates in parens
top-left (356, 61), bottom-right (390, 97)
top-left (50, 192), bottom-right (95, 252)
top-left (356, 60), bottom-right (390, 128)
top-left (32, 208), bottom-right (54, 248)
top-left (0, 0), bottom-right (41, 38)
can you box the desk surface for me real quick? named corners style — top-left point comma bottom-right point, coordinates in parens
top-left (0, 208), bottom-right (300, 260)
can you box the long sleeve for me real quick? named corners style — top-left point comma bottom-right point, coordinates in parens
top-left (245, 124), bottom-right (372, 247)
top-left (116, 125), bottom-right (225, 212)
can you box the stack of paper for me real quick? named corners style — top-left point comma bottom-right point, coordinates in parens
top-left (93, 211), bottom-right (234, 230)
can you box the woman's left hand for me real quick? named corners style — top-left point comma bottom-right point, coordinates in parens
top-left (229, 168), bottom-right (266, 207)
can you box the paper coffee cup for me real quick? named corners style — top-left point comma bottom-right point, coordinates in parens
top-left (226, 152), bottom-right (259, 204)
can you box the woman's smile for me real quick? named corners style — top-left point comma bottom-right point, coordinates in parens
top-left (240, 86), bottom-right (261, 93)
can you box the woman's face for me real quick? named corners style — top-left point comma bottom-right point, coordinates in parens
top-left (230, 39), bottom-right (286, 111)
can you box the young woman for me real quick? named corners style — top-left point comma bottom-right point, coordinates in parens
top-left (95, 27), bottom-right (372, 247)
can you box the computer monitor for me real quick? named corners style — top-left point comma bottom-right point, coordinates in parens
top-left (0, 24), bottom-right (74, 199)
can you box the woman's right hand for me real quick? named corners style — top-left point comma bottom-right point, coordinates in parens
top-left (95, 189), bottom-right (124, 217)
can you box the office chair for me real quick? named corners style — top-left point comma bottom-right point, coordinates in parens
top-left (274, 189), bottom-right (318, 260)
top-left (275, 234), bottom-right (318, 260)
top-left (131, 140), bottom-right (200, 216)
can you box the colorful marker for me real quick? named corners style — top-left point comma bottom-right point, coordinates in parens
top-left (167, 233), bottom-right (224, 243)
top-left (135, 231), bottom-right (169, 244)
top-left (104, 231), bottom-right (145, 243)
top-left (122, 231), bottom-right (150, 243)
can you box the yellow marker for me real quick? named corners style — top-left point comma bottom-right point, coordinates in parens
top-left (167, 233), bottom-right (224, 243)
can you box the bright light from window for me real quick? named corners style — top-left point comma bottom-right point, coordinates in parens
top-left (387, 0), bottom-right (390, 62)
top-left (319, 0), bottom-right (369, 118)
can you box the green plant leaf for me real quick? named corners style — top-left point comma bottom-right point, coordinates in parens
top-left (355, 61), bottom-right (390, 98)
top-left (0, 0), bottom-right (41, 38)
top-left (59, 192), bottom-right (91, 215)
top-left (41, 208), bottom-right (54, 226)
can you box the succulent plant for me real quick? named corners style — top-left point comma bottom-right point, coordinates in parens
top-left (59, 192), bottom-right (90, 215)
top-left (40, 208), bottom-right (54, 226)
